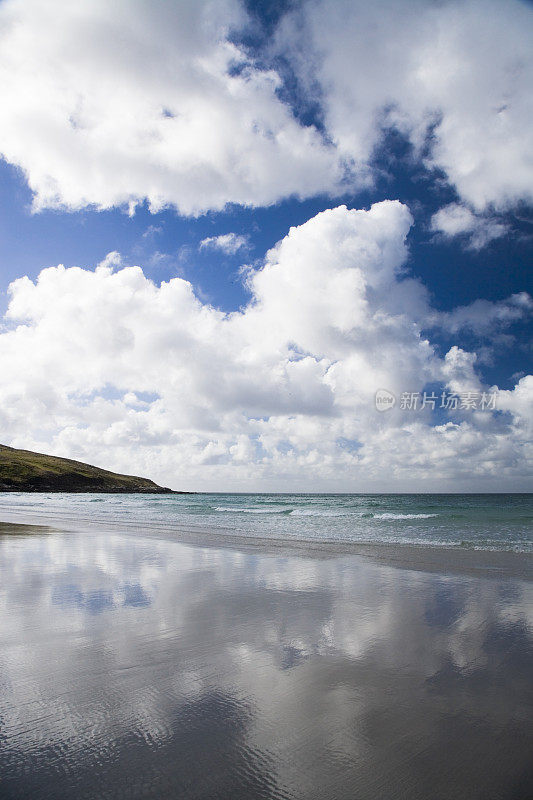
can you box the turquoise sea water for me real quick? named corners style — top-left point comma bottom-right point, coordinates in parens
top-left (0, 492), bottom-right (531, 551)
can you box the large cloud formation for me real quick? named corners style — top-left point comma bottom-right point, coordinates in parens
top-left (2, 201), bottom-right (531, 490)
top-left (0, 0), bottom-right (342, 214)
top-left (0, 0), bottom-right (531, 217)
top-left (277, 0), bottom-right (533, 213)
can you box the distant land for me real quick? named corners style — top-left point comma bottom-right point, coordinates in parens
top-left (0, 444), bottom-right (179, 493)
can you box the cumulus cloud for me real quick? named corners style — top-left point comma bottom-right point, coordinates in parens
top-left (0, 0), bottom-right (531, 225)
top-left (430, 203), bottom-right (509, 249)
top-left (0, 0), bottom-right (343, 215)
top-left (0, 201), bottom-right (530, 491)
top-left (199, 233), bottom-right (250, 255)
top-left (277, 0), bottom-right (533, 212)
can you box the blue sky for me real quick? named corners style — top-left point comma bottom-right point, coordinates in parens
top-left (0, 0), bottom-right (531, 490)
top-left (2, 139), bottom-right (530, 387)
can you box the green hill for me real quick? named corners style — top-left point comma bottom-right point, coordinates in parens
top-left (0, 444), bottom-right (177, 493)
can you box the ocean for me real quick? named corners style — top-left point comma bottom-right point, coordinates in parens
top-left (0, 492), bottom-right (531, 551)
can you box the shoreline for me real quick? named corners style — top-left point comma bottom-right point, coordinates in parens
top-left (1, 511), bottom-right (532, 799)
top-left (1, 514), bottom-right (531, 581)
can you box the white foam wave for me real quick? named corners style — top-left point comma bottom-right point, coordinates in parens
top-left (289, 509), bottom-right (350, 517)
top-left (374, 513), bottom-right (438, 520)
top-left (213, 506), bottom-right (290, 514)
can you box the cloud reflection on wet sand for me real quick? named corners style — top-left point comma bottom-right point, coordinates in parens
top-left (0, 531), bottom-right (532, 799)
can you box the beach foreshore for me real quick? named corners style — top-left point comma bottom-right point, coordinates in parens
top-left (1, 513), bottom-right (531, 581)
top-left (1, 509), bottom-right (532, 799)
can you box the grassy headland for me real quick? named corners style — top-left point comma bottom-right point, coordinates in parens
top-left (0, 444), bottom-right (177, 493)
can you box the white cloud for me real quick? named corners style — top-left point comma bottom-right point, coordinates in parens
top-left (430, 203), bottom-right (509, 249)
top-left (0, 201), bottom-right (530, 491)
top-left (142, 225), bottom-right (163, 240)
top-left (278, 0), bottom-right (533, 212)
top-left (199, 233), bottom-right (250, 255)
top-left (498, 375), bottom-right (533, 440)
top-left (0, 0), bottom-right (343, 215)
top-left (0, 0), bottom-right (531, 222)
top-left (424, 292), bottom-right (532, 336)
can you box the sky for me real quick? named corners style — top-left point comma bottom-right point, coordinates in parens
top-left (0, 0), bottom-right (531, 492)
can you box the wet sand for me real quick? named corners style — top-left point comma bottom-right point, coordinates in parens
top-left (0, 520), bottom-right (57, 536)
top-left (0, 518), bottom-right (532, 799)
top-left (1, 513), bottom-right (531, 580)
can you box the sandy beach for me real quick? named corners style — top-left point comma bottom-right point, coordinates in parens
top-left (0, 515), bottom-right (532, 799)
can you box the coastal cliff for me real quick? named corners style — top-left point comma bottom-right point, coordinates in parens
top-left (0, 444), bottom-right (177, 493)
